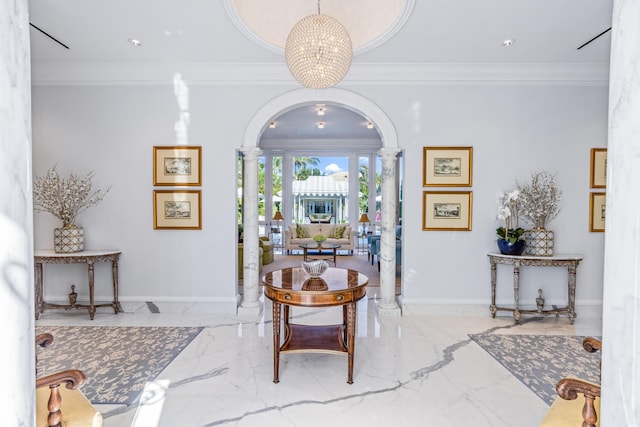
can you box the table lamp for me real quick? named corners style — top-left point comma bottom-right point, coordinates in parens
top-left (358, 213), bottom-right (370, 235)
top-left (272, 211), bottom-right (284, 232)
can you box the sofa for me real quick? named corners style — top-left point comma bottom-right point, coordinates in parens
top-left (284, 223), bottom-right (356, 254)
top-left (238, 243), bottom-right (263, 279)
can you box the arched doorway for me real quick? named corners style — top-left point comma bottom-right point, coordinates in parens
top-left (238, 88), bottom-right (401, 317)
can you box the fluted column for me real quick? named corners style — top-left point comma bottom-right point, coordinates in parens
top-left (377, 148), bottom-right (401, 315)
top-left (1, 0), bottom-right (34, 423)
top-left (601, 1), bottom-right (640, 424)
top-left (237, 147), bottom-right (263, 317)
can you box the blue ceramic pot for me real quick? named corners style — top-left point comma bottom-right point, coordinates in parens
top-left (497, 239), bottom-right (526, 255)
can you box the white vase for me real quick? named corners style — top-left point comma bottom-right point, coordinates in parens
top-left (525, 227), bottom-right (554, 256)
top-left (54, 225), bottom-right (85, 253)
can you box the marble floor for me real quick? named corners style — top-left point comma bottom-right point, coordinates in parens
top-left (36, 290), bottom-right (602, 427)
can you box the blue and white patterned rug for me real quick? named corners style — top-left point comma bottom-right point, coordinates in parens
top-left (36, 326), bottom-right (203, 405)
top-left (469, 334), bottom-right (601, 405)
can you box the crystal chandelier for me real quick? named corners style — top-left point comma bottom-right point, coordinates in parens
top-left (285, 1), bottom-right (352, 89)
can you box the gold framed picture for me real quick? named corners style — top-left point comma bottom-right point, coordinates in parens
top-left (422, 191), bottom-right (472, 231)
top-left (423, 146), bottom-right (473, 187)
top-left (590, 148), bottom-right (607, 188)
top-left (154, 190), bottom-right (202, 230)
top-left (153, 146), bottom-right (202, 186)
top-left (589, 192), bottom-right (606, 232)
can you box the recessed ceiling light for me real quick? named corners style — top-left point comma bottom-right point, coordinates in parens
top-left (502, 39), bottom-right (515, 47)
top-left (317, 122), bottom-right (325, 129)
top-left (128, 38), bottom-right (142, 47)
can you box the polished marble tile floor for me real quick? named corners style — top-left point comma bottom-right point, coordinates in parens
top-left (36, 292), bottom-right (602, 427)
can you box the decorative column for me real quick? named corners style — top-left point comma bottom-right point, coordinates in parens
top-left (1, 0), bottom-right (35, 424)
top-left (237, 147), bottom-right (263, 317)
top-left (377, 148), bottom-right (401, 315)
top-left (601, 2), bottom-right (640, 424)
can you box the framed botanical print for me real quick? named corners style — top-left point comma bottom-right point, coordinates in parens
top-left (590, 148), bottom-right (607, 188)
top-left (422, 191), bottom-right (473, 231)
top-left (154, 190), bottom-right (202, 230)
top-left (589, 192), bottom-right (606, 232)
top-left (423, 146), bottom-right (473, 187)
top-left (153, 146), bottom-right (202, 186)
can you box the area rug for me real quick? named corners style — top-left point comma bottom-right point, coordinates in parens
top-left (36, 326), bottom-right (203, 405)
top-left (469, 334), bottom-right (601, 405)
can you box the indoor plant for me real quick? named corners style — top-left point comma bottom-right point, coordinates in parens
top-left (33, 166), bottom-right (110, 253)
top-left (516, 171), bottom-right (561, 256)
top-left (496, 190), bottom-right (526, 255)
top-left (313, 233), bottom-right (326, 246)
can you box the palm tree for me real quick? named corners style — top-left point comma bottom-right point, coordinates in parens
top-left (293, 156), bottom-right (320, 180)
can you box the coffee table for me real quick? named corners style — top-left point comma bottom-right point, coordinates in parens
top-left (299, 242), bottom-right (341, 265)
top-left (262, 267), bottom-right (368, 384)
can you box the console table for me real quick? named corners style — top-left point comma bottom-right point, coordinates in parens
top-left (34, 250), bottom-right (121, 320)
top-left (262, 267), bottom-right (368, 384)
top-left (487, 252), bottom-right (583, 324)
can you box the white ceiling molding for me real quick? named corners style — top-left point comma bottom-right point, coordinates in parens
top-left (223, 0), bottom-right (415, 56)
top-left (30, 62), bottom-right (610, 87)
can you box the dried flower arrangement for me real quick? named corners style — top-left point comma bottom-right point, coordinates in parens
top-left (516, 171), bottom-right (561, 229)
top-left (33, 166), bottom-right (111, 227)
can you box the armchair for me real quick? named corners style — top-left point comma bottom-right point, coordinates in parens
top-left (36, 333), bottom-right (103, 427)
top-left (540, 337), bottom-right (601, 427)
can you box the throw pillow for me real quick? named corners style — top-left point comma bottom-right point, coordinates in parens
top-left (329, 224), bottom-right (346, 239)
top-left (296, 223), bottom-right (309, 238)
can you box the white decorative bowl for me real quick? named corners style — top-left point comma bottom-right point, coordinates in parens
top-left (301, 260), bottom-right (329, 277)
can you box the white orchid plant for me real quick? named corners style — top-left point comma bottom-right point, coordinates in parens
top-left (33, 166), bottom-right (111, 227)
top-left (496, 190), bottom-right (525, 243)
top-left (516, 171), bottom-right (561, 228)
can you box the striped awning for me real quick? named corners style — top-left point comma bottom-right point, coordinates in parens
top-left (292, 175), bottom-right (349, 197)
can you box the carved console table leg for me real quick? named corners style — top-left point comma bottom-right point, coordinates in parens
top-left (34, 262), bottom-right (43, 319)
top-left (568, 263), bottom-right (577, 324)
top-left (87, 261), bottom-right (96, 320)
top-left (489, 261), bottom-right (497, 318)
top-left (512, 265), bottom-right (521, 324)
top-left (112, 258), bottom-right (121, 313)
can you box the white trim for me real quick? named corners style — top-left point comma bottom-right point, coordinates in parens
top-left (243, 88), bottom-right (398, 149)
top-left (31, 62), bottom-right (610, 86)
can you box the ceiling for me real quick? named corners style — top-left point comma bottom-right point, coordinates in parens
top-left (27, 0), bottom-right (613, 141)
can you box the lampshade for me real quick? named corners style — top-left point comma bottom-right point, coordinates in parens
top-left (285, 12), bottom-right (352, 89)
top-left (273, 211), bottom-right (284, 221)
top-left (358, 213), bottom-right (370, 223)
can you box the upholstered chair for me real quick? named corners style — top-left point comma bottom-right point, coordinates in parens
top-left (36, 333), bottom-right (103, 427)
top-left (540, 337), bottom-right (601, 427)
top-left (259, 236), bottom-right (274, 265)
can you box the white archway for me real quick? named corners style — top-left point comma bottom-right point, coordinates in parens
top-left (238, 88), bottom-right (401, 317)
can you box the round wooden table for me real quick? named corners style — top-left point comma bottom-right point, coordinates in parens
top-left (262, 267), bottom-right (368, 384)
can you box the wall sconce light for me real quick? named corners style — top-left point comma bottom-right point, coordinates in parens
top-left (317, 122), bottom-right (325, 129)
top-left (269, 122), bottom-right (276, 129)
top-left (316, 105), bottom-right (325, 116)
top-left (367, 122), bottom-right (374, 129)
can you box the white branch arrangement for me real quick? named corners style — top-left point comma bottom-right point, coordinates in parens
top-left (33, 166), bottom-right (111, 227)
top-left (516, 171), bottom-right (561, 229)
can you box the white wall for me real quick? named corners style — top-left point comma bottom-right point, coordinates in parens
top-left (31, 80), bottom-right (607, 314)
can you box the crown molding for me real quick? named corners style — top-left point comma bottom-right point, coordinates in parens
top-left (30, 62), bottom-right (609, 86)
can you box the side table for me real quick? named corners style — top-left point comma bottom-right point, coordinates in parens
top-left (262, 267), bottom-right (368, 384)
top-left (34, 250), bottom-right (122, 320)
top-left (487, 252), bottom-right (583, 324)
